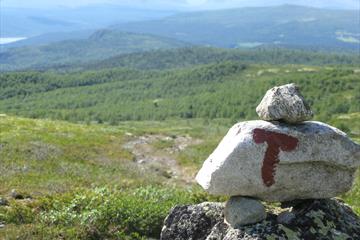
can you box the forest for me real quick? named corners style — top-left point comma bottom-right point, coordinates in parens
top-left (0, 59), bottom-right (359, 129)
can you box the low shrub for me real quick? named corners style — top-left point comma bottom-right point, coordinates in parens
top-left (1, 186), bottom-right (199, 239)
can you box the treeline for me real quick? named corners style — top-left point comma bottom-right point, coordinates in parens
top-left (0, 62), bottom-right (359, 124)
top-left (3, 47), bottom-right (360, 73)
top-left (60, 47), bottom-right (360, 72)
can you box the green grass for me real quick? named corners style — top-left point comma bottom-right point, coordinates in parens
top-left (0, 186), bottom-right (200, 239)
top-left (0, 114), bottom-right (359, 239)
top-left (0, 115), bottom-right (144, 195)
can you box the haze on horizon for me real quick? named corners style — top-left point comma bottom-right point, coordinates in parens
top-left (1, 0), bottom-right (359, 10)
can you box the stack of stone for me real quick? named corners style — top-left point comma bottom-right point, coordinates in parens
top-left (195, 83), bottom-right (360, 228)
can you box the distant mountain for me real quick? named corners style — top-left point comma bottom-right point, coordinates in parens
top-left (205, 0), bottom-right (360, 10)
top-left (0, 30), bottom-right (189, 71)
top-left (113, 5), bottom-right (359, 50)
top-left (1, 5), bottom-right (176, 38)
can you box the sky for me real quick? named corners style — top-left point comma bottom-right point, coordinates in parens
top-left (1, 0), bottom-right (359, 9)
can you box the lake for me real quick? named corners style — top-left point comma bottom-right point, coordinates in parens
top-left (0, 37), bottom-right (27, 45)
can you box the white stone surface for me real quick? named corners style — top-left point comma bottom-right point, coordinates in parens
top-left (256, 83), bottom-right (313, 123)
top-left (196, 120), bottom-right (360, 202)
top-left (224, 196), bottom-right (266, 227)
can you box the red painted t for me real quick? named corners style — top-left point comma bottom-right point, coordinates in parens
top-left (253, 128), bottom-right (298, 187)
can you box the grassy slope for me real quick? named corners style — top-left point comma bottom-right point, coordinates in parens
top-left (0, 115), bottom-right (232, 195)
top-left (0, 115), bottom-right (228, 239)
top-left (0, 113), bottom-right (359, 238)
top-left (0, 62), bottom-right (359, 238)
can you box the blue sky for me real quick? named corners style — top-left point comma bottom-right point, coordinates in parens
top-left (1, 0), bottom-right (359, 9)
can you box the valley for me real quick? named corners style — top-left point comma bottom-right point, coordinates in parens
top-left (0, 46), bottom-right (359, 239)
top-left (0, 3), bottom-right (359, 239)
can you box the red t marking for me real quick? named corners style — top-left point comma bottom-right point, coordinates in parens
top-left (253, 129), bottom-right (298, 187)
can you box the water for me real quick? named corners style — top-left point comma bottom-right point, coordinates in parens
top-left (0, 37), bottom-right (27, 45)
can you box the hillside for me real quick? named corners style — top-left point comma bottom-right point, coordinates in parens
top-left (4, 47), bottom-right (360, 72)
top-left (1, 63), bottom-right (359, 131)
top-left (114, 5), bottom-right (360, 50)
top-left (0, 112), bottom-right (359, 238)
top-left (0, 115), bottom-right (214, 238)
top-left (83, 47), bottom-right (360, 71)
top-left (0, 30), bottom-right (189, 71)
top-left (1, 59), bottom-right (359, 239)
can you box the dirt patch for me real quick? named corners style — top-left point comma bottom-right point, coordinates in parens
top-left (123, 134), bottom-right (202, 184)
top-left (26, 141), bottom-right (63, 161)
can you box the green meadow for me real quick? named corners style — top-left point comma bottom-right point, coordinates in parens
top-left (0, 113), bottom-right (359, 239)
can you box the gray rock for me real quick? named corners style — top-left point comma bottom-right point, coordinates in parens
top-left (224, 197), bottom-right (266, 227)
top-left (0, 224), bottom-right (5, 229)
top-left (196, 120), bottom-right (360, 202)
top-left (10, 189), bottom-right (31, 200)
top-left (160, 202), bottom-right (224, 240)
top-left (10, 189), bottom-right (24, 199)
top-left (256, 83), bottom-right (313, 123)
top-left (160, 199), bottom-right (360, 240)
top-left (0, 197), bottom-right (9, 206)
top-left (277, 211), bottom-right (296, 225)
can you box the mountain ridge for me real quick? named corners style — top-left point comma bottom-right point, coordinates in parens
top-left (113, 5), bottom-right (359, 50)
top-left (0, 30), bottom-right (190, 71)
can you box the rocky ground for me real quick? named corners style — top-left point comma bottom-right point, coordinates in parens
top-left (123, 134), bottom-right (201, 184)
top-left (161, 198), bottom-right (360, 240)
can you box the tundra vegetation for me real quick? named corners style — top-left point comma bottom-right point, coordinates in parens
top-left (0, 48), bottom-right (359, 239)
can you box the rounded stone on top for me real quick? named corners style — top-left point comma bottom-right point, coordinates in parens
top-left (256, 83), bottom-right (313, 123)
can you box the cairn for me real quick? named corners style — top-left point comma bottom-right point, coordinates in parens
top-left (195, 83), bottom-right (360, 228)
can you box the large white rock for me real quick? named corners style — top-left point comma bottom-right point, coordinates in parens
top-left (256, 83), bottom-right (313, 123)
top-left (196, 120), bottom-right (360, 202)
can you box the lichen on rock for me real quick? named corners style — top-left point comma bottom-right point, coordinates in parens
top-left (160, 199), bottom-right (360, 240)
top-left (256, 83), bottom-right (313, 123)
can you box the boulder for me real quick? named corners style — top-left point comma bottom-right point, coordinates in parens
top-left (196, 120), bottom-right (360, 202)
top-left (160, 202), bottom-right (224, 240)
top-left (160, 199), bottom-right (360, 240)
top-left (256, 83), bottom-right (313, 123)
top-left (224, 197), bottom-right (266, 227)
